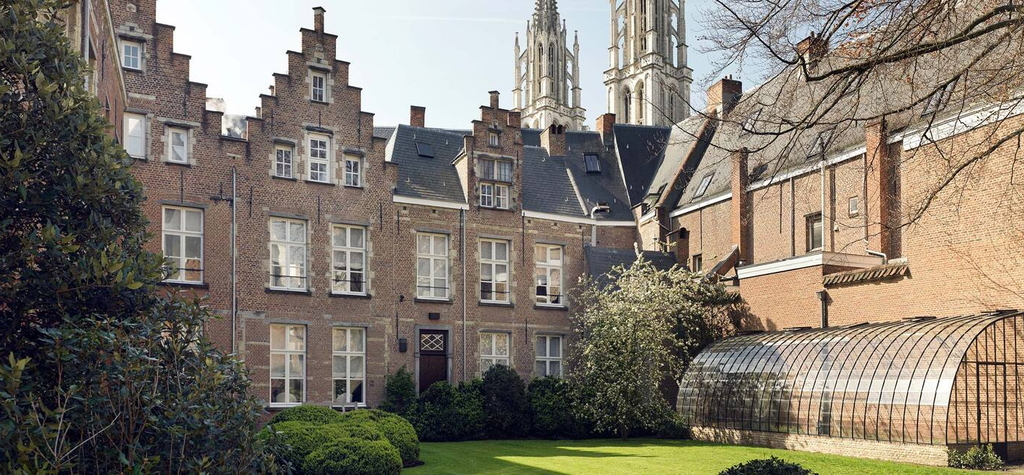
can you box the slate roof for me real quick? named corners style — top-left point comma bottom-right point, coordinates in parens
top-left (563, 131), bottom-right (634, 221)
top-left (521, 146), bottom-right (586, 217)
top-left (373, 126), bottom-right (396, 140)
top-left (585, 245), bottom-right (678, 286)
top-left (612, 124), bottom-right (672, 206)
top-left (385, 125), bottom-right (466, 205)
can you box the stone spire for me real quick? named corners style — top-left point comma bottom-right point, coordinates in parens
top-left (605, 0), bottom-right (692, 126)
top-left (513, 0), bottom-right (585, 131)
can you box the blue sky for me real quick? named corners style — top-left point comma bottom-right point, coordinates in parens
top-left (158, 0), bottom-right (732, 129)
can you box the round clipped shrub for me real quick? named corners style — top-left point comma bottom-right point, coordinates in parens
top-left (719, 457), bottom-right (817, 475)
top-left (481, 365), bottom-right (530, 438)
top-left (268, 404), bottom-right (344, 425)
top-left (528, 376), bottom-right (589, 439)
top-left (302, 438), bottom-right (402, 475)
top-left (261, 421), bottom-right (385, 466)
top-left (340, 410), bottom-right (420, 467)
top-left (410, 381), bottom-right (485, 441)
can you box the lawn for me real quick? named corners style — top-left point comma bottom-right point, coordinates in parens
top-left (408, 439), bottom-right (978, 475)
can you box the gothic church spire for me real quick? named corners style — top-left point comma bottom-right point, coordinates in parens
top-left (514, 0), bottom-right (585, 131)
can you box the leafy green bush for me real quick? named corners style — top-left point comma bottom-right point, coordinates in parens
top-left (410, 381), bottom-right (485, 441)
top-left (528, 377), bottom-right (591, 439)
top-left (379, 366), bottom-right (417, 416)
top-left (719, 457), bottom-right (816, 475)
top-left (655, 412), bottom-right (691, 440)
top-left (302, 438), bottom-right (402, 475)
top-left (481, 365), bottom-right (530, 438)
top-left (948, 445), bottom-right (1003, 470)
top-left (260, 421), bottom-right (385, 465)
top-left (269, 404), bottom-right (344, 425)
top-left (341, 410), bottom-right (420, 467)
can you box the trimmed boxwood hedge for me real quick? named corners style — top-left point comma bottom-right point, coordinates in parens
top-left (340, 409), bottom-right (420, 467)
top-left (268, 404), bottom-right (344, 425)
top-left (719, 457), bottom-right (817, 475)
top-left (302, 438), bottom-right (402, 475)
top-left (259, 421), bottom-right (386, 463)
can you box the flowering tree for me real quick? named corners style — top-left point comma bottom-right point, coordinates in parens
top-left (570, 252), bottom-right (740, 437)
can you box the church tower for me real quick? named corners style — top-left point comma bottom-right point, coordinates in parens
top-left (604, 0), bottom-right (692, 126)
top-left (513, 0), bottom-right (586, 131)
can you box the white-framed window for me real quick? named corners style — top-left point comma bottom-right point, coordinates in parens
top-left (534, 244), bottom-right (562, 306)
top-left (692, 172), bottom-right (714, 200)
top-left (807, 213), bottom-right (823, 252)
top-left (162, 206), bottom-right (203, 283)
top-left (270, 324), bottom-right (306, 406)
top-left (692, 254), bottom-right (703, 272)
top-left (416, 233), bottom-right (448, 299)
top-left (121, 40), bottom-right (141, 70)
top-left (275, 145), bottom-right (293, 178)
top-left (167, 127), bottom-right (188, 163)
top-left (480, 183), bottom-right (494, 208)
top-left (479, 183), bottom-right (510, 209)
top-left (480, 239), bottom-right (509, 303)
top-left (480, 158), bottom-right (513, 182)
top-left (311, 72), bottom-right (326, 102)
top-left (123, 113), bottom-right (146, 158)
top-left (488, 132), bottom-right (500, 147)
top-left (332, 225), bottom-right (366, 295)
top-left (535, 335), bottom-right (562, 377)
top-left (480, 332), bottom-right (510, 373)
top-left (494, 185), bottom-right (509, 209)
top-left (848, 196), bottom-right (860, 217)
top-left (270, 218), bottom-right (307, 290)
top-left (344, 155), bottom-right (362, 187)
top-left (332, 327), bottom-right (365, 406)
top-left (308, 135), bottom-right (330, 183)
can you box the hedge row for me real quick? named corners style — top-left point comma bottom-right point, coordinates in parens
top-left (261, 406), bottom-right (420, 474)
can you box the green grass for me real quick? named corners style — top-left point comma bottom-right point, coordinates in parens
top-left (408, 439), bottom-right (978, 475)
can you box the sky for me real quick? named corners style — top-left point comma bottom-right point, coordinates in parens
top-left (157, 0), bottom-right (733, 129)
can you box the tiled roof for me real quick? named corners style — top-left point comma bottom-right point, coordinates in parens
top-left (563, 131), bottom-right (634, 221)
top-left (585, 245), bottom-right (677, 287)
top-left (522, 146), bottom-right (586, 217)
top-left (386, 125), bottom-right (466, 205)
top-left (823, 263), bottom-right (910, 287)
top-left (372, 126), bottom-right (396, 140)
top-left (612, 124), bottom-right (672, 206)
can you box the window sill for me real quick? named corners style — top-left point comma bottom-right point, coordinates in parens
top-left (479, 301), bottom-right (513, 308)
top-left (122, 66), bottom-right (143, 72)
top-left (272, 175), bottom-right (297, 182)
top-left (329, 292), bottom-right (371, 299)
top-left (331, 404), bottom-right (368, 410)
top-left (414, 297), bottom-right (453, 305)
top-left (265, 288), bottom-right (312, 296)
top-left (161, 281), bottom-right (209, 290)
top-left (164, 160), bottom-right (192, 168)
top-left (343, 184), bottom-right (364, 190)
top-left (311, 99), bottom-right (329, 105)
top-left (266, 403), bottom-right (304, 411)
top-left (533, 304), bottom-right (567, 311)
top-left (305, 180), bottom-right (335, 187)
top-left (477, 206), bottom-right (514, 212)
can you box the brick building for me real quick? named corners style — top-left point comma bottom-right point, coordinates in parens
top-left (64, 0), bottom-right (1022, 465)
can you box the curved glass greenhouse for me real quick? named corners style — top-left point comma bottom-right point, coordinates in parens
top-left (678, 311), bottom-right (1023, 450)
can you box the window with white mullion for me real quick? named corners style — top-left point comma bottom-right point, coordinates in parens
top-left (480, 332), bottom-right (510, 374)
top-left (416, 233), bottom-right (449, 299)
top-left (332, 327), bottom-right (365, 406)
top-left (534, 244), bottom-right (563, 306)
top-left (308, 135), bottom-right (330, 183)
top-left (535, 335), bottom-right (562, 377)
top-left (275, 145), bottom-right (293, 178)
top-left (311, 72), bottom-right (326, 102)
top-left (480, 239), bottom-right (509, 303)
top-left (270, 324), bottom-right (306, 406)
top-left (121, 40), bottom-right (141, 70)
top-left (332, 225), bottom-right (366, 295)
top-left (270, 218), bottom-right (307, 290)
top-left (162, 206), bottom-right (203, 283)
top-left (124, 113), bottom-right (146, 158)
top-left (344, 155), bottom-right (361, 187)
top-left (167, 128), bottom-right (188, 163)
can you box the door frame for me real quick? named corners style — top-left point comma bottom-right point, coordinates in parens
top-left (414, 324), bottom-right (453, 394)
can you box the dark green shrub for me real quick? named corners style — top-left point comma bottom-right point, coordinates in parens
top-left (260, 421), bottom-right (385, 467)
top-left (340, 410), bottom-right (420, 467)
top-left (481, 365), bottom-right (530, 438)
top-left (528, 376), bottom-right (590, 439)
top-left (948, 445), bottom-right (1003, 470)
top-left (379, 366), bottom-right (417, 416)
top-left (655, 412), bottom-right (691, 439)
top-left (268, 404), bottom-right (344, 425)
top-left (410, 381), bottom-right (485, 441)
top-left (719, 457), bottom-right (816, 475)
top-left (302, 438), bottom-right (402, 475)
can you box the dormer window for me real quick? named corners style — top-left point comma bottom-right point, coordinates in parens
top-left (742, 110), bottom-right (761, 135)
top-left (584, 154), bottom-right (601, 173)
top-left (479, 158), bottom-right (512, 210)
top-left (923, 76), bottom-right (959, 116)
top-left (692, 172), bottom-right (714, 200)
top-left (311, 72), bottom-right (326, 103)
top-left (415, 142), bottom-right (434, 158)
top-left (488, 132), bottom-right (500, 147)
top-left (808, 129), bottom-right (833, 160)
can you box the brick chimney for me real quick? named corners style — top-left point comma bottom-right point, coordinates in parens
top-left (410, 106), bottom-right (425, 128)
top-left (731, 148), bottom-right (751, 264)
top-left (489, 90), bottom-right (500, 110)
top-left (540, 124), bottom-right (567, 157)
top-left (596, 113), bottom-right (616, 145)
top-left (865, 118), bottom-right (898, 257)
top-left (707, 76), bottom-right (743, 115)
top-left (797, 32), bottom-right (828, 64)
top-left (507, 110), bottom-right (521, 129)
top-left (313, 7), bottom-right (326, 33)
top-left (674, 228), bottom-right (690, 267)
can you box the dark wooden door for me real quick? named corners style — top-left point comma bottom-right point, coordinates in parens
top-left (419, 330), bottom-right (448, 392)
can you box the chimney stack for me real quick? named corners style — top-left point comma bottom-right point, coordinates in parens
top-left (410, 106), bottom-right (425, 128)
top-left (596, 113), bottom-right (616, 145)
top-left (707, 76), bottom-right (743, 116)
top-left (489, 90), bottom-right (500, 110)
top-left (507, 110), bottom-right (522, 129)
top-left (797, 32), bottom-right (828, 64)
top-left (540, 124), bottom-right (567, 157)
top-left (675, 228), bottom-right (690, 267)
top-left (313, 6), bottom-right (326, 34)
top-left (731, 148), bottom-right (751, 264)
top-left (865, 118), bottom-right (898, 257)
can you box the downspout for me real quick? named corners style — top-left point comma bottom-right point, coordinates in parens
top-left (460, 209), bottom-right (467, 383)
top-left (820, 157), bottom-right (827, 252)
top-left (82, 0), bottom-right (91, 86)
top-left (816, 289), bottom-right (829, 328)
top-left (231, 166), bottom-right (238, 354)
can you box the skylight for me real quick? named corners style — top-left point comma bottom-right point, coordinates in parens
top-left (692, 172), bottom-right (714, 199)
top-left (415, 142), bottom-right (434, 158)
top-left (584, 153), bottom-right (601, 173)
top-left (923, 76), bottom-right (959, 116)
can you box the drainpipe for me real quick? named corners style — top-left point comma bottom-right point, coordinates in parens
top-left (82, 0), bottom-right (91, 87)
top-left (590, 204), bottom-right (610, 246)
top-left (816, 289), bottom-right (829, 328)
top-left (866, 249), bottom-right (888, 265)
top-left (231, 166), bottom-right (238, 354)
top-left (460, 209), bottom-right (467, 382)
